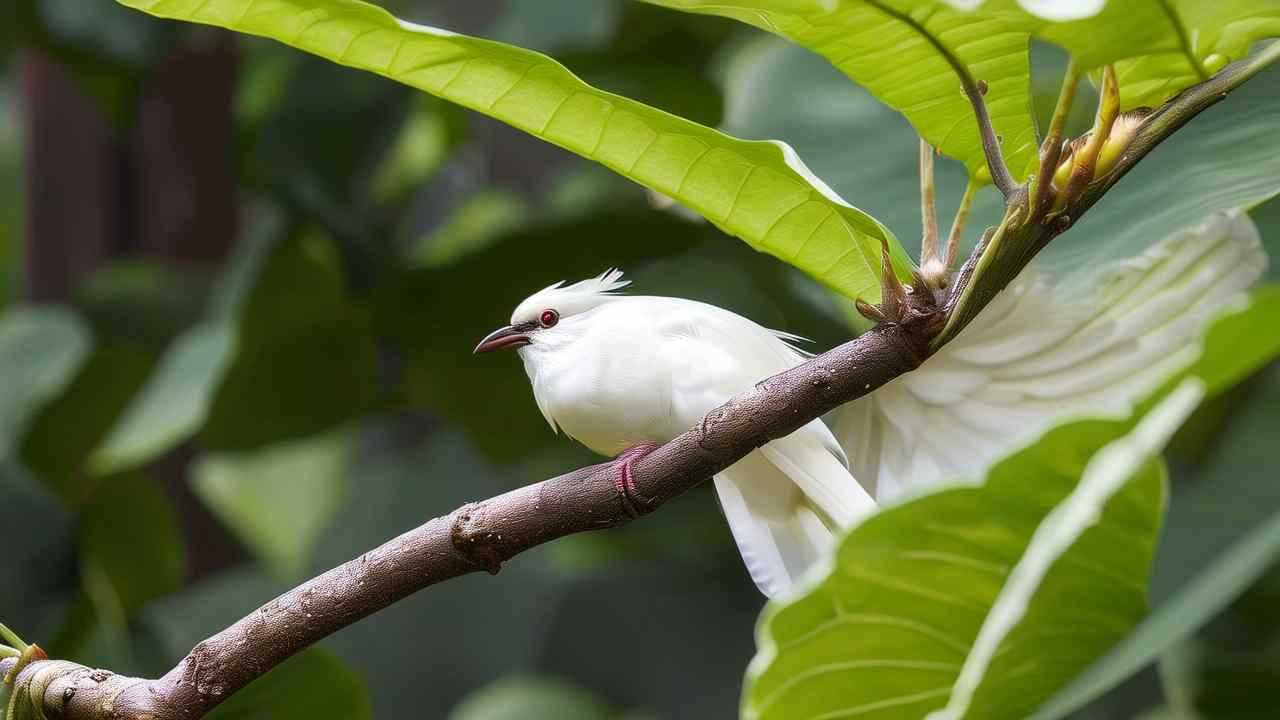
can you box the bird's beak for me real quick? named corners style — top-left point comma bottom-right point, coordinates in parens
top-left (473, 325), bottom-right (532, 353)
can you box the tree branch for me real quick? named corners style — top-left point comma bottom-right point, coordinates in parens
top-left (1, 319), bottom-right (937, 720)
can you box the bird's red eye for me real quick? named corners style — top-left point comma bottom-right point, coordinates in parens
top-left (539, 309), bottom-right (559, 328)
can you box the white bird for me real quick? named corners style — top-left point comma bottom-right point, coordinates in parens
top-left (475, 271), bottom-right (876, 597)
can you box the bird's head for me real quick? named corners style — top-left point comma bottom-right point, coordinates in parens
top-left (473, 269), bottom-right (630, 354)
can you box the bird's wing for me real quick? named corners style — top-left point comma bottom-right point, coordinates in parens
top-left (838, 209), bottom-right (1267, 502)
top-left (715, 443), bottom-right (871, 598)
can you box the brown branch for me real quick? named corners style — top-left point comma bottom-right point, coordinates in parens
top-left (1, 317), bottom-right (937, 720)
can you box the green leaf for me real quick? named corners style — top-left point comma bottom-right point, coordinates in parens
top-left (79, 475), bottom-right (185, 615)
top-left (0, 307), bottom-right (91, 462)
top-left (204, 648), bottom-right (371, 720)
top-left (975, 1), bottom-right (1280, 109)
top-left (1031, 509), bottom-right (1280, 720)
top-left (643, 0), bottom-right (1039, 180)
top-left (88, 325), bottom-right (236, 475)
top-left (449, 676), bottom-right (612, 720)
top-left (745, 382), bottom-right (1201, 720)
top-left (716, 34), bottom-right (1000, 260)
top-left (718, 35), bottom-right (1280, 283)
top-left (115, 0), bottom-right (911, 303)
top-left (746, 285), bottom-right (1280, 720)
top-left (192, 431), bottom-right (350, 579)
top-left (410, 190), bottom-right (530, 268)
top-left (85, 215), bottom-right (280, 474)
top-left (203, 230), bottom-right (377, 450)
top-left (1030, 319), bottom-right (1280, 719)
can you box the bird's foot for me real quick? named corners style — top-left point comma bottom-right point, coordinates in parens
top-left (613, 443), bottom-right (659, 518)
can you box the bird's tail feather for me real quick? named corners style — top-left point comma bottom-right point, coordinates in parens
top-left (715, 439), bottom-right (875, 597)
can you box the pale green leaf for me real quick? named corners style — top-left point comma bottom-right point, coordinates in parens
top-left (1031, 510), bottom-right (1280, 720)
top-left (88, 325), bottom-right (236, 475)
top-left (116, 0), bottom-right (912, 302)
top-left (745, 387), bottom-right (1190, 720)
top-left (0, 307), bottom-right (91, 462)
top-left (192, 431), bottom-right (350, 579)
top-left (644, 0), bottom-right (1040, 179)
top-left (745, 288), bottom-right (1280, 720)
top-left (974, 0), bottom-right (1280, 109)
top-left (80, 475), bottom-right (185, 615)
top-left (718, 36), bottom-right (1280, 283)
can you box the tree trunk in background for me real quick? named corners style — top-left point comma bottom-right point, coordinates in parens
top-left (21, 36), bottom-right (246, 580)
top-left (134, 30), bottom-right (239, 263)
top-left (21, 51), bottom-right (119, 302)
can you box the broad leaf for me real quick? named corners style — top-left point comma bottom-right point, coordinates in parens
top-left (746, 288), bottom-right (1280, 720)
top-left (745, 383), bottom-right (1198, 720)
top-left (971, 1), bottom-right (1280, 109)
top-left (88, 325), bottom-right (236, 475)
top-left (202, 231), bottom-right (377, 450)
top-left (0, 308), bottom-right (91, 462)
top-left (87, 217), bottom-right (278, 473)
top-left (644, 0), bottom-right (1040, 180)
top-left (718, 36), bottom-right (1280, 282)
top-left (115, 0), bottom-right (912, 302)
top-left (79, 475), bottom-right (185, 616)
top-left (1031, 353), bottom-right (1280, 718)
top-left (193, 431), bottom-right (350, 579)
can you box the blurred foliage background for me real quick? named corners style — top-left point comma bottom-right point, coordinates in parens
top-left (1, 1), bottom-right (1278, 718)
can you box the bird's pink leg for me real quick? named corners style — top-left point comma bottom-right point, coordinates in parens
top-left (614, 443), bottom-right (660, 518)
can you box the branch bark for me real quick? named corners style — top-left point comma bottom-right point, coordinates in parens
top-left (2, 319), bottom-right (934, 720)
top-left (3, 39), bottom-right (1276, 720)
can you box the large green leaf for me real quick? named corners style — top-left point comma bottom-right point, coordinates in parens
top-left (0, 308), bottom-right (91, 462)
top-left (972, 1), bottom-right (1280, 109)
top-left (88, 325), bottom-right (236, 475)
top-left (745, 287), bottom-right (1280, 720)
top-left (717, 35), bottom-right (1280, 283)
top-left (79, 475), bottom-right (185, 617)
top-left (86, 220), bottom-right (277, 474)
top-left (115, 0), bottom-right (911, 302)
top-left (202, 230), bottom-right (377, 450)
top-left (644, 0), bottom-right (1039, 180)
top-left (745, 383), bottom-right (1197, 720)
top-left (1031, 367), bottom-right (1280, 720)
top-left (192, 431), bottom-right (350, 579)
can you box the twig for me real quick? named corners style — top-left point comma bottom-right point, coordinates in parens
top-left (1032, 58), bottom-right (1082, 218)
top-left (865, 0), bottom-right (1019, 198)
top-left (963, 77), bottom-right (1019, 198)
top-left (919, 139), bottom-right (940, 267)
top-left (944, 179), bottom-right (979, 270)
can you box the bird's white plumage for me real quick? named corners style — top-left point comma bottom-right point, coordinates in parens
top-left (837, 209), bottom-right (1267, 502)
top-left (510, 273), bottom-right (874, 596)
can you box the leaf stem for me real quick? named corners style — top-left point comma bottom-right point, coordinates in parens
top-left (864, 0), bottom-right (1018, 199)
top-left (919, 139), bottom-right (940, 269)
top-left (964, 76), bottom-right (1019, 199)
top-left (944, 179), bottom-right (979, 270)
top-left (0, 646), bottom-right (19, 660)
top-left (0, 624), bottom-right (28, 654)
top-left (1032, 58), bottom-right (1081, 217)
top-left (1060, 65), bottom-right (1120, 207)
